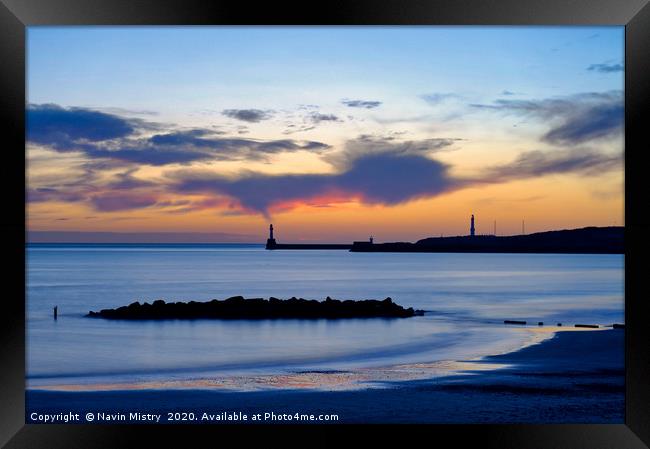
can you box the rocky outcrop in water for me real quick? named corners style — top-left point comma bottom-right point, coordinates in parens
top-left (87, 296), bottom-right (424, 320)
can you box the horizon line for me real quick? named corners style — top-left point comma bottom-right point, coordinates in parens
top-left (26, 225), bottom-right (624, 245)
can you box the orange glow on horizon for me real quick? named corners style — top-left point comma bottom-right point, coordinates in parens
top-left (27, 167), bottom-right (624, 243)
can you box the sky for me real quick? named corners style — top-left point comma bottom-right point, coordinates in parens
top-left (26, 26), bottom-right (624, 243)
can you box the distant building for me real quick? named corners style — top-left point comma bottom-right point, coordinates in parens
top-left (353, 236), bottom-right (374, 247)
top-left (470, 214), bottom-right (475, 237)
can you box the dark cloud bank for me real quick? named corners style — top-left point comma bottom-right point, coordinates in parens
top-left (28, 104), bottom-right (135, 148)
top-left (170, 139), bottom-right (618, 215)
top-left (28, 104), bottom-right (329, 165)
top-left (482, 150), bottom-right (621, 181)
top-left (471, 91), bottom-right (623, 146)
top-left (172, 152), bottom-right (460, 215)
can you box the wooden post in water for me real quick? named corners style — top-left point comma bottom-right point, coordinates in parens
top-left (53, 306), bottom-right (58, 320)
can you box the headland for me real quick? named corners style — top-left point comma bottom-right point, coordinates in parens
top-left (350, 226), bottom-right (623, 254)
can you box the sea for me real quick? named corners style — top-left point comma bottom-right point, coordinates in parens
top-left (26, 243), bottom-right (624, 388)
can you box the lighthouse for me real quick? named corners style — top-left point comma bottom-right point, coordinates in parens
top-left (470, 214), bottom-right (475, 237)
top-left (266, 223), bottom-right (277, 248)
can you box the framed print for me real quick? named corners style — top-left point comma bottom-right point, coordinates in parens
top-left (1, 0), bottom-right (649, 447)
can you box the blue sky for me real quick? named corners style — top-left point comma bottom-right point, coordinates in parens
top-left (28, 26), bottom-right (623, 115)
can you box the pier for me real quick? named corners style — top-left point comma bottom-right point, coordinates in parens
top-left (266, 242), bottom-right (352, 250)
top-left (265, 224), bottom-right (353, 250)
top-left (264, 222), bottom-right (623, 254)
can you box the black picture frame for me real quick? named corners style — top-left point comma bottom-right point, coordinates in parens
top-left (2, 0), bottom-right (649, 447)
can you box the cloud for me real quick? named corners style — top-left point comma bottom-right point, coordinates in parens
top-left (90, 193), bottom-right (159, 212)
top-left (28, 105), bottom-right (331, 166)
top-left (28, 230), bottom-right (259, 244)
top-left (543, 106), bottom-right (622, 146)
top-left (105, 169), bottom-right (156, 190)
top-left (222, 109), bottom-right (274, 123)
top-left (28, 102), bottom-right (622, 217)
top-left (282, 124), bottom-right (316, 135)
top-left (27, 187), bottom-right (86, 203)
top-left (171, 152), bottom-right (462, 215)
top-left (472, 195), bottom-right (545, 206)
top-left (309, 112), bottom-right (341, 123)
top-left (27, 104), bottom-right (136, 150)
top-left (471, 91), bottom-right (623, 146)
top-left (341, 99), bottom-right (382, 109)
top-left (94, 107), bottom-right (159, 116)
top-left (420, 93), bottom-right (460, 105)
top-left (587, 63), bottom-right (624, 73)
top-left (146, 130), bottom-right (329, 161)
top-left (165, 141), bottom-right (618, 217)
top-left (27, 166), bottom-right (161, 211)
top-left (163, 136), bottom-right (464, 215)
top-left (85, 145), bottom-right (212, 165)
top-left (281, 107), bottom-right (345, 134)
top-left (481, 149), bottom-right (621, 181)
top-left (85, 135), bottom-right (329, 165)
top-left (147, 129), bottom-right (214, 146)
top-left (30, 142), bottom-right (620, 216)
top-left (326, 135), bottom-right (460, 169)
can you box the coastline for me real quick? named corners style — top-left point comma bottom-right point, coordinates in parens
top-left (26, 328), bottom-right (624, 423)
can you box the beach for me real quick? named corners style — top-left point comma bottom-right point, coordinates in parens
top-left (26, 328), bottom-right (624, 424)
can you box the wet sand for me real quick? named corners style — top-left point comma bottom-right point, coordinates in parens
top-left (26, 328), bottom-right (624, 423)
top-left (27, 325), bottom-right (560, 392)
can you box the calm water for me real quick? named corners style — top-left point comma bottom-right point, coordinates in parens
top-left (26, 244), bottom-right (624, 387)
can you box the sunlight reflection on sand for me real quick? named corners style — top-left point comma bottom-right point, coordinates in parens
top-left (33, 327), bottom-right (605, 393)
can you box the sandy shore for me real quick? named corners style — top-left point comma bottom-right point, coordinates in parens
top-left (28, 326), bottom-right (591, 393)
top-left (26, 328), bottom-right (624, 423)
